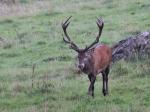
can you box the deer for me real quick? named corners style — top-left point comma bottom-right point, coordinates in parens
top-left (61, 16), bottom-right (112, 97)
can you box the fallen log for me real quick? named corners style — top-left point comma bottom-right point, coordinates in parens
top-left (112, 31), bottom-right (150, 63)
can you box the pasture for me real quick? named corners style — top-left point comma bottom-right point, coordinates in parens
top-left (0, 0), bottom-right (150, 112)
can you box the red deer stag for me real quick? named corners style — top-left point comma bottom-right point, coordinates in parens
top-left (62, 16), bottom-right (112, 97)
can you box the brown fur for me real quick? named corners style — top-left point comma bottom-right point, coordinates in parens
top-left (92, 44), bottom-right (112, 75)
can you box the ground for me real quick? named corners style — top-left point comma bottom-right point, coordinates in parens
top-left (0, 0), bottom-right (150, 112)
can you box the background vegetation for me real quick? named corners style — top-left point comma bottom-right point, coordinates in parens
top-left (0, 0), bottom-right (150, 112)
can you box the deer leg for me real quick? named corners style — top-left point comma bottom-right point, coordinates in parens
top-left (88, 74), bottom-right (92, 95)
top-left (102, 72), bottom-right (107, 96)
top-left (105, 66), bottom-right (110, 95)
top-left (88, 74), bottom-right (92, 82)
top-left (88, 74), bottom-right (96, 97)
top-left (105, 74), bottom-right (109, 95)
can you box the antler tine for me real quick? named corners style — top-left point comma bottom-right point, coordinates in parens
top-left (62, 16), bottom-right (81, 52)
top-left (96, 17), bottom-right (104, 39)
top-left (83, 17), bottom-right (104, 51)
top-left (93, 18), bottom-right (103, 43)
top-left (64, 16), bottom-right (72, 26)
top-left (62, 16), bottom-right (72, 41)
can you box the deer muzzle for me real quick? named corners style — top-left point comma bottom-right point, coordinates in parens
top-left (78, 63), bottom-right (85, 70)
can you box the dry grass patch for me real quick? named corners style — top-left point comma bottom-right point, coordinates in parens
top-left (0, 1), bottom-right (52, 19)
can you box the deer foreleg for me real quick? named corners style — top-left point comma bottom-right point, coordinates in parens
top-left (88, 74), bottom-right (96, 97)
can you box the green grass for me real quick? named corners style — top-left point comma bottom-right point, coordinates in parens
top-left (0, 0), bottom-right (150, 112)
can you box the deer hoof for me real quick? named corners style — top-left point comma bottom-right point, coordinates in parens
top-left (103, 91), bottom-right (108, 96)
top-left (87, 91), bottom-right (94, 97)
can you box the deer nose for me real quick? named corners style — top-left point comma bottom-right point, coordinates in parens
top-left (78, 64), bottom-right (85, 70)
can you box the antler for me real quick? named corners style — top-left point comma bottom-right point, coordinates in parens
top-left (62, 17), bottom-right (104, 52)
top-left (62, 16), bottom-right (81, 52)
top-left (83, 18), bottom-right (104, 51)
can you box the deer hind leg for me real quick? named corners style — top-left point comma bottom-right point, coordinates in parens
top-left (102, 72), bottom-right (107, 96)
top-left (88, 74), bottom-right (96, 97)
top-left (105, 66), bottom-right (110, 95)
top-left (102, 66), bottom-right (110, 96)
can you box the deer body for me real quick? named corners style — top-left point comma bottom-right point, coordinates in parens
top-left (62, 16), bottom-right (112, 97)
top-left (92, 44), bottom-right (112, 75)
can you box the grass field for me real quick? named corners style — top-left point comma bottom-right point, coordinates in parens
top-left (0, 0), bottom-right (150, 112)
